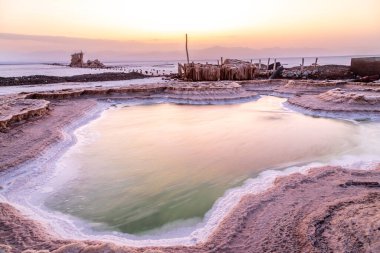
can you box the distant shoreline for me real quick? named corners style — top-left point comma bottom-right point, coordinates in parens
top-left (0, 72), bottom-right (147, 86)
top-left (1, 54), bottom-right (380, 66)
top-left (0, 64), bottom-right (357, 86)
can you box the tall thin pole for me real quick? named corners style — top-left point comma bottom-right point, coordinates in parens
top-left (186, 34), bottom-right (190, 64)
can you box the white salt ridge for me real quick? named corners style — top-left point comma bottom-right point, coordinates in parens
top-left (0, 64), bottom-right (122, 77)
top-left (0, 77), bottom-right (167, 96)
top-left (284, 102), bottom-right (380, 121)
top-left (1, 98), bottom-right (380, 247)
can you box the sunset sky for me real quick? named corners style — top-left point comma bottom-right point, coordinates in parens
top-left (0, 0), bottom-right (379, 62)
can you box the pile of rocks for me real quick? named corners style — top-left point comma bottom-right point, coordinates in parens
top-left (282, 65), bottom-right (353, 80)
top-left (86, 59), bottom-right (105, 68)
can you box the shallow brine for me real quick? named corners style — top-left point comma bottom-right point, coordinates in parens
top-left (42, 96), bottom-right (368, 235)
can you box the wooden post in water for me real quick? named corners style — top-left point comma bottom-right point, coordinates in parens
top-left (221, 57), bottom-right (224, 65)
top-left (258, 59), bottom-right (262, 75)
top-left (315, 57), bottom-right (318, 68)
top-left (185, 34), bottom-right (190, 64)
top-left (267, 58), bottom-right (270, 71)
top-left (273, 58), bottom-right (277, 71)
top-left (301, 58), bottom-right (305, 72)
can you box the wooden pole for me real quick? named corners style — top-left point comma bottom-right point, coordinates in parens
top-left (221, 57), bottom-right (223, 65)
top-left (185, 34), bottom-right (190, 64)
top-left (301, 58), bottom-right (305, 72)
top-left (267, 58), bottom-right (270, 71)
top-left (273, 58), bottom-right (277, 71)
top-left (315, 57), bottom-right (318, 67)
top-left (258, 59), bottom-right (262, 75)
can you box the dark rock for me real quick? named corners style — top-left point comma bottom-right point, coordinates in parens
top-left (0, 72), bottom-right (147, 86)
top-left (354, 75), bottom-right (380, 83)
top-left (339, 180), bottom-right (380, 188)
top-left (268, 62), bottom-right (282, 70)
top-left (351, 57), bottom-right (380, 76)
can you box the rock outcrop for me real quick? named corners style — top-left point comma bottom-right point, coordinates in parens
top-left (69, 52), bottom-right (105, 68)
top-left (69, 52), bottom-right (84, 67)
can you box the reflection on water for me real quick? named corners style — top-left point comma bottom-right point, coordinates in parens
top-left (45, 97), bottom-right (360, 234)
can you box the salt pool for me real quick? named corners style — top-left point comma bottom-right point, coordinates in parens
top-left (42, 96), bottom-right (368, 235)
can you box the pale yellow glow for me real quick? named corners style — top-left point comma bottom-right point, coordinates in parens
top-left (0, 0), bottom-right (380, 52)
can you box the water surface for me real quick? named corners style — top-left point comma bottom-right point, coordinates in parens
top-left (45, 97), bottom-right (361, 234)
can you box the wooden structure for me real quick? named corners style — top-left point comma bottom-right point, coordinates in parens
top-left (178, 59), bottom-right (256, 81)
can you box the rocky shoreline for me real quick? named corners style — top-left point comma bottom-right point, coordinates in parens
top-left (0, 72), bottom-right (146, 86)
top-left (1, 79), bottom-right (380, 252)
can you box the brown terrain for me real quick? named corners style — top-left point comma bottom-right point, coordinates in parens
top-left (1, 75), bottom-right (380, 252)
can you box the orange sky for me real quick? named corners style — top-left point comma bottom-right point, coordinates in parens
top-left (0, 0), bottom-right (379, 61)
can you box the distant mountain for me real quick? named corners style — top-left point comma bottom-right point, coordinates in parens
top-left (0, 33), bottom-right (378, 63)
top-left (191, 46), bottom-right (332, 60)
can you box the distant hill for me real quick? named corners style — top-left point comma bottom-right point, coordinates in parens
top-left (1, 33), bottom-right (379, 63)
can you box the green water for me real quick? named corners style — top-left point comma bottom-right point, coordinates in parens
top-left (45, 97), bottom-right (360, 234)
